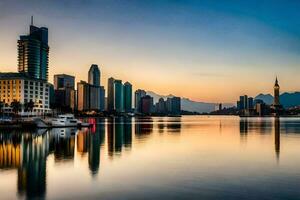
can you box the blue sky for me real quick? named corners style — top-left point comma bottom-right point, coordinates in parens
top-left (1, 0), bottom-right (300, 102)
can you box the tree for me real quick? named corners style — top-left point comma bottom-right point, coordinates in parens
top-left (10, 100), bottom-right (21, 115)
top-left (0, 101), bottom-right (4, 114)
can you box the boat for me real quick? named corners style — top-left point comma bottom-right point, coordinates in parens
top-left (51, 114), bottom-right (80, 127)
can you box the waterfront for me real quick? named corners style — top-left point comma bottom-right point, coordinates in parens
top-left (0, 116), bottom-right (300, 199)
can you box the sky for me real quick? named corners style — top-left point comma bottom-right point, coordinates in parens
top-left (1, 0), bottom-right (300, 103)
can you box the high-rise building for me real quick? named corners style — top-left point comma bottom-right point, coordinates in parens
top-left (123, 82), bottom-right (132, 113)
top-left (141, 95), bottom-right (153, 114)
top-left (166, 97), bottom-right (181, 115)
top-left (77, 81), bottom-right (104, 112)
top-left (53, 74), bottom-right (76, 111)
top-left (114, 80), bottom-right (124, 113)
top-left (18, 18), bottom-right (49, 80)
top-left (239, 96), bottom-right (245, 110)
top-left (99, 86), bottom-right (105, 111)
top-left (248, 97), bottom-right (254, 109)
top-left (54, 74), bottom-right (75, 90)
top-left (134, 89), bottom-right (146, 113)
top-left (107, 77), bottom-right (115, 112)
top-left (88, 64), bottom-right (100, 86)
top-left (77, 81), bottom-right (90, 111)
top-left (155, 98), bottom-right (167, 114)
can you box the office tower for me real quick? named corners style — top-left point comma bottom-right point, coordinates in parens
top-left (53, 74), bottom-right (75, 111)
top-left (248, 97), bottom-right (254, 109)
top-left (77, 81), bottom-right (103, 112)
top-left (99, 86), bottom-right (105, 111)
top-left (141, 95), bottom-right (154, 114)
top-left (166, 97), bottom-right (181, 115)
top-left (18, 18), bottom-right (49, 80)
top-left (54, 74), bottom-right (75, 90)
top-left (243, 95), bottom-right (248, 109)
top-left (123, 82), bottom-right (132, 113)
top-left (134, 89), bottom-right (146, 113)
top-left (0, 73), bottom-right (51, 115)
top-left (114, 80), bottom-right (124, 113)
top-left (274, 77), bottom-right (280, 106)
top-left (107, 77), bottom-right (115, 112)
top-left (239, 96), bottom-right (245, 110)
top-left (88, 64), bottom-right (100, 86)
top-left (156, 98), bottom-right (167, 114)
top-left (77, 81), bottom-right (90, 111)
top-left (237, 101), bottom-right (241, 110)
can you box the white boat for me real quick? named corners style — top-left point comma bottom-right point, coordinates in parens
top-left (51, 114), bottom-right (80, 127)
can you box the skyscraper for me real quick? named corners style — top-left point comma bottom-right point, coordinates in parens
top-left (88, 64), bottom-right (100, 86)
top-left (123, 82), bottom-right (132, 113)
top-left (114, 80), bottom-right (124, 113)
top-left (166, 97), bottom-right (181, 115)
top-left (107, 77), bottom-right (115, 112)
top-left (134, 89), bottom-right (146, 113)
top-left (141, 95), bottom-right (154, 114)
top-left (18, 18), bottom-right (49, 80)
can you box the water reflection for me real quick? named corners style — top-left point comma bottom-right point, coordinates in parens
top-left (3, 116), bottom-right (300, 199)
top-left (274, 117), bottom-right (280, 161)
top-left (239, 117), bottom-right (282, 161)
top-left (107, 117), bottom-right (132, 157)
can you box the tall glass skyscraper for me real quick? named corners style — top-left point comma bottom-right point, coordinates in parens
top-left (88, 64), bottom-right (100, 86)
top-left (123, 82), bottom-right (132, 113)
top-left (114, 80), bottom-right (124, 113)
top-left (18, 20), bottom-right (49, 80)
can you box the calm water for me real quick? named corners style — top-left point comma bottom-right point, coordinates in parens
top-left (1, 116), bottom-right (300, 200)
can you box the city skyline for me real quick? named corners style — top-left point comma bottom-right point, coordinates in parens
top-left (1, 1), bottom-right (300, 103)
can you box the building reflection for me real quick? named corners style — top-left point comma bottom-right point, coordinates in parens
top-left (0, 131), bottom-right (22, 169)
top-left (239, 118), bottom-right (272, 136)
top-left (166, 117), bottom-right (181, 133)
top-left (77, 118), bottom-right (105, 176)
top-left (50, 128), bottom-right (76, 162)
top-left (107, 117), bottom-right (132, 157)
top-left (135, 117), bottom-right (153, 139)
top-left (157, 119), bottom-right (165, 133)
top-left (274, 117), bottom-right (280, 161)
top-left (17, 131), bottom-right (49, 199)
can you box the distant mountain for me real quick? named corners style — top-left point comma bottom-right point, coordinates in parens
top-left (255, 92), bottom-right (300, 108)
top-left (146, 91), bottom-right (234, 113)
top-left (255, 93), bottom-right (274, 105)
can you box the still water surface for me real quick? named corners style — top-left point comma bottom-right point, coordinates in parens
top-left (0, 116), bottom-right (300, 199)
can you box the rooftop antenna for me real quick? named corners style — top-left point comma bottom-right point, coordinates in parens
top-left (31, 16), bottom-right (33, 26)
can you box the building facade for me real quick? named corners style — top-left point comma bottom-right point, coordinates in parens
top-left (114, 80), bottom-right (124, 113)
top-left (166, 97), bottom-right (181, 115)
top-left (0, 73), bottom-right (51, 114)
top-left (134, 89), bottom-right (146, 113)
top-left (123, 82), bottom-right (132, 113)
top-left (54, 74), bottom-right (76, 111)
top-left (141, 95), bottom-right (153, 114)
top-left (54, 74), bottom-right (75, 90)
top-left (107, 77), bottom-right (115, 112)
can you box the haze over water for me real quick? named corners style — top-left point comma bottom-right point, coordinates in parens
top-left (0, 116), bottom-right (300, 199)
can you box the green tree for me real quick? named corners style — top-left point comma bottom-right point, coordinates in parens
top-left (0, 101), bottom-right (4, 113)
top-left (10, 100), bottom-right (21, 115)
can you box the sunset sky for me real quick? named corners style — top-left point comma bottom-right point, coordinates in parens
top-left (1, 0), bottom-right (300, 103)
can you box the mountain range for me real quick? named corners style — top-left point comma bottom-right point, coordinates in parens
top-left (255, 92), bottom-right (300, 108)
top-left (146, 91), bottom-right (234, 113)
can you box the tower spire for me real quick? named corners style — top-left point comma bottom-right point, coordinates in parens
top-left (31, 16), bottom-right (33, 26)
